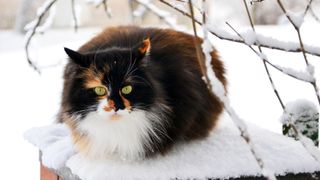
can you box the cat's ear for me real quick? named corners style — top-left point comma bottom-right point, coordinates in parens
top-left (135, 38), bottom-right (151, 58)
top-left (64, 47), bottom-right (90, 67)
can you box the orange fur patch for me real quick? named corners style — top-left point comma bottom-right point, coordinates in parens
top-left (139, 38), bottom-right (151, 54)
top-left (120, 92), bottom-right (131, 110)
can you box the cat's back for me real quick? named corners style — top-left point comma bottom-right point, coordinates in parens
top-left (77, 26), bottom-right (226, 86)
top-left (78, 26), bottom-right (194, 54)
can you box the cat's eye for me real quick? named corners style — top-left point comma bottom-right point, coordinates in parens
top-left (121, 85), bottom-right (132, 95)
top-left (94, 86), bottom-right (107, 96)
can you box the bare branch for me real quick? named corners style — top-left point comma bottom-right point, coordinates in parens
top-left (309, 6), bottom-right (320, 23)
top-left (101, 0), bottom-right (112, 18)
top-left (303, 0), bottom-right (314, 17)
top-left (158, 0), bottom-right (320, 57)
top-left (242, 0), bottom-right (285, 109)
top-left (187, 0), bottom-right (211, 90)
top-left (25, 0), bottom-right (59, 73)
top-left (71, 0), bottom-right (78, 32)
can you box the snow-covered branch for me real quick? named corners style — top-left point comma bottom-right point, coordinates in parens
top-left (242, 0), bottom-right (285, 109)
top-left (158, 0), bottom-right (320, 57)
top-left (133, 0), bottom-right (182, 30)
top-left (25, 0), bottom-right (59, 73)
top-left (277, 0), bottom-right (320, 105)
top-left (86, 0), bottom-right (112, 17)
top-left (200, 1), bottom-right (276, 180)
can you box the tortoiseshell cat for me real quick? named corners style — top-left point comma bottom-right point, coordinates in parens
top-left (59, 26), bottom-right (227, 160)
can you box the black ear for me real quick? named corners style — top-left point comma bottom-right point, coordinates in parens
top-left (134, 38), bottom-right (151, 59)
top-left (64, 47), bottom-right (90, 67)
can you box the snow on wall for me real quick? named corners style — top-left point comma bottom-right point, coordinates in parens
top-left (24, 113), bottom-right (320, 180)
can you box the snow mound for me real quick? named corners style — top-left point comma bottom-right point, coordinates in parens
top-left (24, 113), bottom-right (320, 180)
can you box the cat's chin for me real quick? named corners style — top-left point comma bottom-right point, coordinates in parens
top-left (74, 108), bottom-right (158, 161)
top-left (97, 109), bottom-right (132, 121)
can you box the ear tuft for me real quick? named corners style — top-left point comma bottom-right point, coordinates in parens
top-left (138, 38), bottom-right (151, 56)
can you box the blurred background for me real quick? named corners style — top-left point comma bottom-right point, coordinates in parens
top-left (0, 0), bottom-right (319, 179)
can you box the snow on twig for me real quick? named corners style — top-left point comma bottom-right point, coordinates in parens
top-left (24, 0), bottom-right (59, 73)
top-left (87, 0), bottom-right (112, 17)
top-left (226, 23), bottom-right (315, 84)
top-left (133, 0), bottom-right (182, 30)
top-left (158, 0), bottom-right (320, 57)
top-left (132, 0), bottom-right (151, 18)
top-left (277, 0), bottom-right (320, 105)
top-left (242, 0), bottom-right (285, 109)
top-left (200, 1), bottom-right (276, 180)
top-left (188, 0), bottom-right (210, 89)
top-left (71, 0), bottom-right (78, 32)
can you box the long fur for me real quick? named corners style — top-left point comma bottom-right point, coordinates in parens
top-left (58, 26), bottom-right (227, 160)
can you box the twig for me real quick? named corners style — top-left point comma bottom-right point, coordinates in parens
top-left (25, 0), bottom-right (59, 73)
top-left (303, 0), bottom-right (314, 17)
top-left (71, 0), bottom-right (78, 32)
top-left (188, 0), bottom-right (211, 89)
top-left (309, 6), bottom-right (320, 23)
top-left (158, 0), bottom-right (320, 57)
top-left (101, 0), bottom-right (112, 18)
top-left (242, 0), bottom-right (284, 109)
top-left (250, 0), bottom-right (264, 5)
top-left (225, 23), bottom-right (314, 83)
top-left (133, 0), bottom-right (181, 30)
top-left (277, 0), bottom-right (320, 105)
top-left (132, 0), bottom-right (151, 18)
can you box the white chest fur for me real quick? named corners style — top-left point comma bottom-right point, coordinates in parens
top-left (77, 108), bottom-right (158, 160)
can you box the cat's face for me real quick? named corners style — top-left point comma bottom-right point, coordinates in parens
top-left (64, 39), bottom-right (169, 160)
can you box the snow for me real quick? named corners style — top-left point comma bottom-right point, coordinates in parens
top-left (287, 12), bottom-right (305, 28)
top-left (134, 0), bottom-right (183, 31)
top-left (1, 18), bottom-right (320, 180)
top-left (277, 65), bottom-right (315, 83)
top-left (86, 0), bottom-right (104, 6)
top-left (202, 2), bottom-right (276, 178)
top-left (281, 99), bottom-right (318, 124)
top-left (24, 113), bottom-right (320, 180)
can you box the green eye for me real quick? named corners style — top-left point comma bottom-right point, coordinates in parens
top-left (121, 85), bottom-right (132, 95)
top-left (94, 86), bottom-right (107, 96)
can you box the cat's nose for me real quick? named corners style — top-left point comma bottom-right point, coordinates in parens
top-left (105, 98), bottom-right (125, 112)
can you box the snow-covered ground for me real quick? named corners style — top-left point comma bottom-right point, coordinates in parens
top-left (0, 21), bottom-right (319, 179)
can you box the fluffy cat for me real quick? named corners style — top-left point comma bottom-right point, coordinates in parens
top-left (58, 26), bottom-right (227, 160)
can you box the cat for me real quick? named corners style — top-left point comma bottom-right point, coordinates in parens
top-left (58, 26), bottom-right (227, 161)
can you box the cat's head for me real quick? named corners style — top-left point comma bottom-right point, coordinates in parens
top-left (62, 38), bottom-right (169, 160)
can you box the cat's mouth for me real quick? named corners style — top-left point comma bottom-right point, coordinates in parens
top-left (107, 109), bottom-right (133, 121)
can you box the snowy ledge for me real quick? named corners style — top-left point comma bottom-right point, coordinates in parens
top-left (24, 113), bottom-right (320, 180)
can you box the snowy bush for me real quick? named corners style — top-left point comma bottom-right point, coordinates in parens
top-left (281, 99), bottom-right (319, 146)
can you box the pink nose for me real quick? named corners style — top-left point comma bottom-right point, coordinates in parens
top-left (103, 100), bottom-right (116, 112)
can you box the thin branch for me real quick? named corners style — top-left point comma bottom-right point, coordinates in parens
top-left (102, 0), bottom-right (112, 18)
top-left (277, 0), bottom-right (320, 105)
top-left (225, 22), bottom-right (314, 84)
top-left (188, 0), bottom-right (211, 90)
top-left (309, 6), bottom-right (320, 23)
top-left (25, 0), bottom-right (59, 73)
top-left (158, 0), bottom-right (320, 57)
top-left (242, 0), bottom-right (285, 109)
top-left (71, 0), bottom-right (78, 32)
top-left (133, 0), bottom-right (181, 30)
top-left (303, 0), bottom-right (314, 17)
